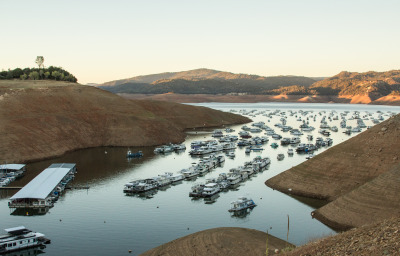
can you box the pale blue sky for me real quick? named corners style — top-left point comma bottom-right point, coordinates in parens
top-left (1, 0), bottom-right (399, 84)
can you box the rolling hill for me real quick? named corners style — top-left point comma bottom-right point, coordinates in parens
top-left (98, 68), bottom-right (317, 94)
top-left (0, 80), bottom-right (250, 163)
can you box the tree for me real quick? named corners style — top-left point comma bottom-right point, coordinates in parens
top-left (35, 56), bottom-right (44, 69)
top-left (29, 71), bottom-right (39, 80)
top-left (20, 74), bottom-right (28, 80)
top-left (51, 71), bottom-right (61, 80)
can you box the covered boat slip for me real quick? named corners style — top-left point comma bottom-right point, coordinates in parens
top-left (9, 163), bottom-right (76, 208)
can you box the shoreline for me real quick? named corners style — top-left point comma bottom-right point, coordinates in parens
top-left (119, 93), bottom-right (400, 106)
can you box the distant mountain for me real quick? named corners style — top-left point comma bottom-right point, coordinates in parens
top-left (98, 68), bottom-right (316, 94)
top-left (268, 70), bottom-right (400, 99)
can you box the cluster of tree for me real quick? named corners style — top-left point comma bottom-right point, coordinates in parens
top-left (0, 66), bottom-right (77, 82)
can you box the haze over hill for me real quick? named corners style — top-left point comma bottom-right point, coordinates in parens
top-left (0, 80), bottom-right (249, 163)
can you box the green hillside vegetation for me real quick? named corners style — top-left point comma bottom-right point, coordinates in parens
top-left (0, 66), bottom-right (78, 82)
top-left (98, 68), bottom-right (316, 94)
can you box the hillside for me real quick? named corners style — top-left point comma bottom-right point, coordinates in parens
top-left (140, 227), bottom-right (294, 256)
top-left (0, 80), bottom-right (250, 163)
top-left (269, 70), bottom-right (400, 101)
top-left (98, 68), bottom-right (316, 94)
top-left (266, 114), bottom-right (400, 230)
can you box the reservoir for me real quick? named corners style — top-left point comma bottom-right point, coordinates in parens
top-left (1, 102), bottom-right (399, 256)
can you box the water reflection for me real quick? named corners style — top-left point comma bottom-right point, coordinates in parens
top-left (10, 207), bottom-right (50, 216)
top-left (1, 247), bottom-right (45, 256)
top-left (230, 207), bottom-right (256, 218)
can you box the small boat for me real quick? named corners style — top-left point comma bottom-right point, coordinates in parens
top-left (228, 197), bottom-right (257, 212)
top-left (227, 152), bottom-right (235, 158)
top-left (0, 226), bottom-right (51, 254)
top-left (245, 147), bottom-right (251, 154)
top-left (277, 153), bottom-right (285, 161)
top-left (126, 150), bottom-right (143, 158)
top-left (270, 143), bottom-right (278, 149)
top-left (287, 148), bottom-right (294, 155)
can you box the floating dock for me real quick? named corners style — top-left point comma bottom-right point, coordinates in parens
top-left (8, 163), bottom-right (76, 209)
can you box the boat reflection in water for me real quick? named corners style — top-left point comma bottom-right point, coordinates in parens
top-left (10, 207), bottom-right (50, 216)
top-left (124, 190), bottom-right (158, 200)
top-left (1, 247), bottom-right (45, 256)
top-left (204, 194), bottom-right (220, 204)
top-left (230, 207), bottom-right (256, 218)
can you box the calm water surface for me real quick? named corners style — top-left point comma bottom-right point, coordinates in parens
top-left (1, 102), bottom-right (399, 256)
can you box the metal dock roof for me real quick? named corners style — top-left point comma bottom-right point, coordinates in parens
top-left (0, 164), bottom-right (26, 171)
top-left (10, 163), bottom-right (76, 200)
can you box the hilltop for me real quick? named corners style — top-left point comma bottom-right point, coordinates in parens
top-left (0, 80), bottom-right (250, 163)
top-left (266, 114), bottom-right (400, 230)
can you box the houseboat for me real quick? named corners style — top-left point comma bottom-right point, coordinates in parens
top-left (228, 197), bottom-right (257, 212)
top-left (0, 226), bottom-right (50, 254)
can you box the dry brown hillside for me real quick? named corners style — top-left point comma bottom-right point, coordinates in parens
top-left (140, 227), bottom-right (294, 256)
top-left (266, 114), bottom-right (400, 230)
top-left (287, 216), bottom-right (400, 255)
top-left (0, 80), bottom-right (249, 163)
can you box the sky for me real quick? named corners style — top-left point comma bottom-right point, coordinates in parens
top-left (1, 0), bottom-right (400, 84)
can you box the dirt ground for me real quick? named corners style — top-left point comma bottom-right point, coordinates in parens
top-left (140, 227), bottom-right (294, 256)
top-left (0, 81), bottom-right (250, 163)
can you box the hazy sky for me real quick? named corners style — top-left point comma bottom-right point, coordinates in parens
top-left (2, 0), bottom-right (400, 84)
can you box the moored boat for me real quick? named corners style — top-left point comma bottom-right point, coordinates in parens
top-left (228, 197), bottom-right (257, 212)
top-left (0, 226), bottom-right (50, 254)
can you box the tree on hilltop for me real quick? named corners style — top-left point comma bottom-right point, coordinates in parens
top-left (35, 56), bottom-right (44, 69)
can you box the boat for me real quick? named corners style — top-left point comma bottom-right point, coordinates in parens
top-left (0, 226), bottom-right (50, 254)
top-left (287, 148), bottom-right (294, 155)
top-left (277, 153), bottom-right (285, 161)
top-left (126, 150), bottom-right (143, 158)
top-left (270, 143), bottom-right (278, 149)
top-left (245, 147), bottom-right (251, 154)
top-left (201, 183), bottom-right (221, 197)
top-left (228, 197), bottom-right (257, 212)
top-left (227, 152), bottom-right (235, 158)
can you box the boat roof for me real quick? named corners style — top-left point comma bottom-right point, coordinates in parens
top-left (4, 226), bottom-right (30, 235)
top-left (0, 164), bottom-right (25, 171)
top-left (10, 163), bottom-right (76, 200)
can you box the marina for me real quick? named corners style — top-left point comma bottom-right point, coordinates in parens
top-left (0, 102), bottom-right (399, 256)
top-left (8, 163), bottom-right (76, 210)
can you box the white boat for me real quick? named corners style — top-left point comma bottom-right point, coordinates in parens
top-left (0, 226), bottom-right (50, 254)
top-left (227, 152), bottom-right (235, 158)
top-left (201, 183), bottom-right (221, 197)
top-left (228, 197), bottom-right (257, 212)
top-left (287, 148), bottom-right (294, 155)
top-left (227, 173), bottom-right (241, 186)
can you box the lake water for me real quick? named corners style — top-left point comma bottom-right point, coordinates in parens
top-left (1, 102), bottom-right (399, 256)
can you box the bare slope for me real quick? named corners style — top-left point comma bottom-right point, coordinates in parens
top-left (140, 227), bottom-right (293, 256)
top-left (266, 114), bottom-right (400, 230)
top-left (266, 115), bottom-right (400, 201)
top-left (0, 80), bottom-right (249, 163)
top-left (313, 163), bottom-right (400, 230)
top-left (287, 217), bottom-right (400, 255)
